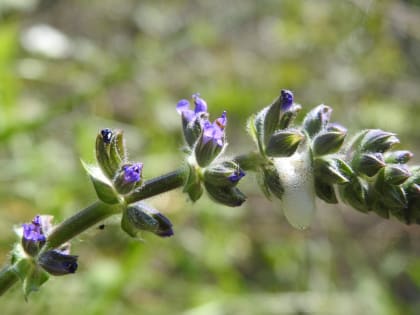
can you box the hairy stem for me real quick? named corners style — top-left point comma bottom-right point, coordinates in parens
top-left (125, 167), bottom-right (187, 204)
top-left (44, 201), bottom-right (122, 251)
top-left (0, 265), bottom-right (18, 296)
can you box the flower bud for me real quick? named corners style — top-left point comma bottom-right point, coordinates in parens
top-left (384, 150), bottom-right (414, 164)
top-left (280, 89), bottom-right (294, 111)
top-left (96, 128), bottom-right (128, 180)
top-left (379, 183), bottom-right (408, 212)
top-left (195, 112), bottom-right (227, 167)
top-left (109, 129), bottom-right (127, 171)
top-left (113, 163), bottom-right (143, 195)
top-left (314, 177), bottom-right (338, 204)
top-left (327, 123), bottom-right (348, 134)
top-left (313, 157), bottom-right (352, 185)
top-left (265, 129), bottom-right (304, 157)
top-left (204, 182), bottom-right (247, 207)
top-left (339, 178), bottom-right (370, 213)
top-left (353, 153), bottom-right (385, 177)
top-left (384, 165), bottom-right (411, 185)
top-left (261, 163), bottom-right (285, 200)
top-left (278, 103), bottom-right (302, 129)
top-left (204, 161), bottom-right (245, 187)
top-left (38, 250), bottom-right (78, 276)
top-left (100, 128), bottom-right (113, 143)
top-left (312, 130), bottom-right (346, 156)
top-left (121, 202), bottom-right (173, 237)
top-left (360, 129), bottom-right (400, 153)
top-left (96, 129), bottom-right (114, 179)
top-left (302, 104), bottom-right (332, 137)
top-left (183, 116), bottom-right (204, 148)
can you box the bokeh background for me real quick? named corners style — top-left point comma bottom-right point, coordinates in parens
top-left (1, 0), bottom-right (420, 314)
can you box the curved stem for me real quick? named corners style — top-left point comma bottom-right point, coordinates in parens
top-left (44, 201), bottom-right (122, 251)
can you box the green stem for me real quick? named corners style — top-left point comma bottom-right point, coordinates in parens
top-left (44, 201), bottom-right (122, 251)
top-left (0, 265), bottom-right (18, 296)
top-left (125, 167), bottom-right (187, 204)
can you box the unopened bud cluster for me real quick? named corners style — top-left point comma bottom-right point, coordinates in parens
top-left (12, 215), bottom-right (78, 297)
top-left (336, 129), bottom-right (419, 223)
top-left (245, 89), bottom-right (419, 227)
top-left (86, 128), bottom-right (174, 238)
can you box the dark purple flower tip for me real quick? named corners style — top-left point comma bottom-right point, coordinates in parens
top-left (156, 228), bottom-right (174, 237)
top-left (123, 163), bottom-right (143, 183)
top-left (100, 128), bottom-right (113, 144)
top-left (280, 89), bottom-right (294, 111)
top-left (22, 216), bottom-right (46, 243)
top-left (38, 250), bottom-right (78, 276)
top-left (192, 93), bottom-right (208, 113)
top-left (228, 168), bottom-right (246, 183)
top-left (215, 111), bottom-right (227, 130)
top-left (151, 211), bottom-right (174, 237)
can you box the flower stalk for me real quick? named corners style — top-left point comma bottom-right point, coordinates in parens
top-left (0, 89), bottom-right (418, 298)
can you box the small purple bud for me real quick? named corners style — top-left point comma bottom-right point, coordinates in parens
top-left (123, 163), bottom-right (143, 183)
top-left (280, 89), bottom-right (294, 111)
top-left (100, 128), bottom-right (113, 144)
top-left (38, 250), bottom-right (78, 276)
top-left (229, 168), bottom-right (246, 183)
top-left (192, 93), bottom-right (208, 113)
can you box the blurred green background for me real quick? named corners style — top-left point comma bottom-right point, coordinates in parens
top-left (1, 0), bottom-right (420, 314)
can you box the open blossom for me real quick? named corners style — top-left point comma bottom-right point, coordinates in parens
top-left (176, 93), bottom-right (208, 123)
top-left (123, 163), bottom-right (143, 183)
top-left (22, 215), bottom-right (46, 243)
top-left (202, 111), bottom-right (227, 147)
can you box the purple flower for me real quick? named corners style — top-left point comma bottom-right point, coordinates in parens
top-left (176, 93), bottom-right (209, 123)
top-left (202, 111), bottom-right (227, 146)
top-left (280, 89), bottom-right (294, 111)
top-left (192, 93), bottom-right (208, 113)
top-left (22, 216), bottom-right (46, 243)
top-left (21, 215), bottom-right (53, 256)
top-left (123, 163), bottom-right (143, 183)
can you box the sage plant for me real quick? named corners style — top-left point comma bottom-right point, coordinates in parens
top-left (0, 90), bottom-right (419, 298)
